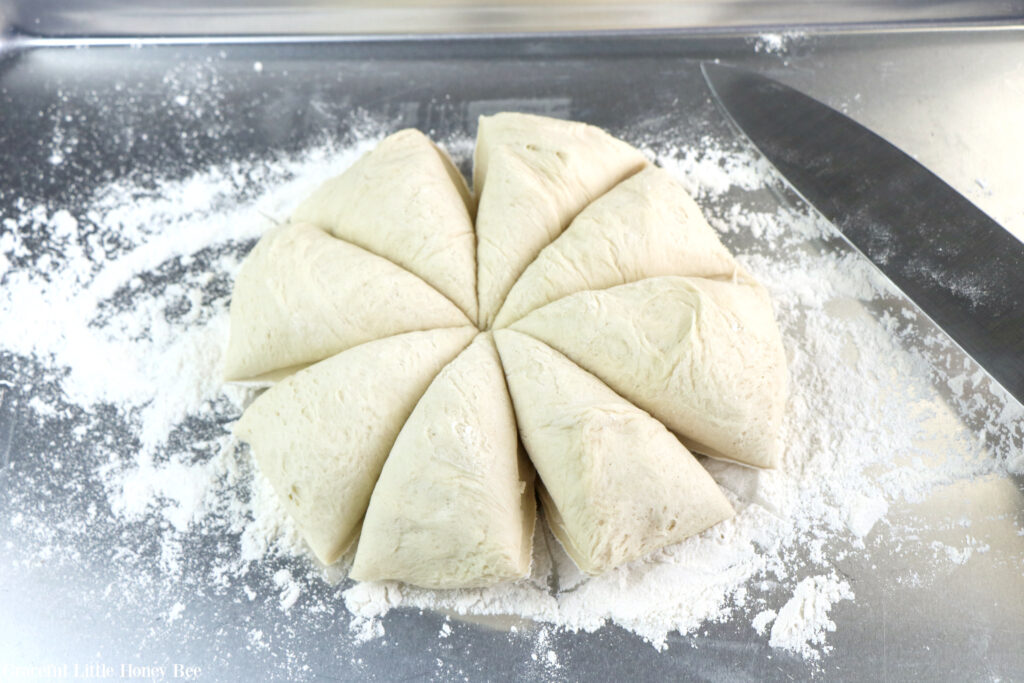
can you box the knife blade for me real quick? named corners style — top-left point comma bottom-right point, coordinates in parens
top-left (701, 62), bottom-right (1024, 406)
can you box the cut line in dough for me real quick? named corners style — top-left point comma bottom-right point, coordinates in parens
top-left (493, 165), bottom-right (746, 328)
top-left (510, 276), bottom-right (787, 468)
top-left (494, 329), bottom-right (735, 575)
top-left (223, 221), bottom-right (470, 382)
top-left (352, 333), bottom-right (535, 589)
top-left (473, 112), bottom-right (648, 328)
top-left (293, 129), bottom-right (479, 321)
top-left (234, 326), bottom-right (477, 564)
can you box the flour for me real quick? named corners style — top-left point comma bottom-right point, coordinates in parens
top-left (167, 601), bottom-right (186, 624)
top-left (768, 574), bottom-right (854, 660)
top-left (752, 32), bottom-right (807, 55)
top-left (1, 120), bottom-right (1021, 667)
top-left (273, 569), bottom-right (303, 611)
top-left (751, 609), bottom-right (777, 636)
top-left (754, 34), bottom-right (788, 54)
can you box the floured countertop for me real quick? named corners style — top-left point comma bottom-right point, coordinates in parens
top-left (0, 28), bottom-right (1022, 681)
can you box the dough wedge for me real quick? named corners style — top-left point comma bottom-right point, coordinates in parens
top-left (293, 129), bottom-right (478, 321)
top-left (494, 329), bottom-right (734, 575)
top-left (494, 165), bottom-right (743, 328)
top-left (473, 113), bottom-right (648, 327)
top-left (351, 333), bottom-right (535, 588)
top-left (223, 222), bottom-right (470, 381)
top-left (509, 276), bottom-right (787, 468)
top-left (234, 326), bottom-right (477, 564)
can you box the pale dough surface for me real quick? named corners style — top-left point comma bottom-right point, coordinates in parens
top-left (493, 165), bottom-right (745, 328)
top-left (473, 112), bottom-right (648, 328)
top-left (510, 276), bottom-right (788, 468)
top-left (226, 114), bottom-right (788, 584)
top-left (292, 129), bottom-right (478, 321)
top-left (494, 329), bottom-right (734, 575)
top-left (234, 326), bottom-right (477, 564)
top-left (223, 221), bottom-right (470, 381)
top-left (351, 333), bottom-right (535, 588)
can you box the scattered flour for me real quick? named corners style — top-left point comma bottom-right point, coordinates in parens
top-left (751, 609), bottom-right (777, 635)
top-left (1, 116), bottom-right (1021, 670)
top-left (768, 574), bottom-right (854, 660)
top-left (755, 33), bottom-right (788, 54)
top-left (845, 493), bottom-right (889, 539)
top-left (273, 569), bottom-right (302, 612)
top-left (167, 601), bottom-right (186, 624)
top-left (753, 32), bottom-right (806, 55)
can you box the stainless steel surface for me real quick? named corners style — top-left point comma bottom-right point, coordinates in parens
top-left (3, 0), bottom-right (1023, 38)
top-left (1, 28), bottom-right (1023, 681)
top-left (702, 62), bottom-right (1024, 406)
top-left (746, 33), bottom-right (1024, 244)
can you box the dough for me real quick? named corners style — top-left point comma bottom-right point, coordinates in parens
top-left (494, 329), bottom-right (735, 575)
top-left (223, 221), bottom-right (470, 381)
top-left (493, 165), bottom-right (745, 328)
top-left (473, 113), bottom-right (648, 327)
top-left (351, 333), bottom-right (535, 588)
top-left (292, 129), bottom-right (479, 321)
top-left (509, 276), bottom-right (787, 468)
top-left (225, 115), bottom-right (789, 583)
top-left (233, 326), bottom-right (477, 564)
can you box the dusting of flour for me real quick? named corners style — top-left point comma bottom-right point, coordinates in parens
top-left (1, 121), bottom-right (1021, 669)
top-left (764, 574), bottom-right (853, 660)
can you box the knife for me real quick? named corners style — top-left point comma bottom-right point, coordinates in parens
top-left (701, 63), bottom-right (1024, 407)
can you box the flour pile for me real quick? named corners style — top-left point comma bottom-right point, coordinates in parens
top-left (1, 122), bottom-right (1021, 663)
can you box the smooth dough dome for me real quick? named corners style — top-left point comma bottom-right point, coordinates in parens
top-left (226, 114), bottom-right (787, 588)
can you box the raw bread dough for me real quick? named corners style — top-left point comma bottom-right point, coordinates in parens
top-left (226, 114), bottom-right (787, 583)
top-left (351, 333), bottom-right (535, 588)
top-left (473, 112), bottom-right (648, 327)
top-left (292, 129), bottom-right (479, 321)
top-left (510, 276), bottom-right (787, 468)
top-left (223, 221), bottom-right (470, 381)
top-left (233, 326), bottom-right (477, 564)
top-left (494, 329), bottom-right (735, 575)
top-left (493, 165), bottom-right (745, 328)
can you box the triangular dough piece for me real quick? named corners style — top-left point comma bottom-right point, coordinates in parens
top-left (224, 222), bottom-right (471, 381)
top-left (493, 329), bottom-right (734, 575)
top-left (292, 129), bottom-right (478, 321)
top-left (473, 113), bottom-right (648, 327)
top-left (351, 333), bottom-right (536, 588)
top-left (493, 165), bottom-right (744, 328)
top-left (510, 276), bottom-right (787, 468)
top-left (234, 326), bottom-right (477, 564)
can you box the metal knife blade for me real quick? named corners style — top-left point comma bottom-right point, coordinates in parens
top-left (701, 62), bottom-right (1024, 406)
